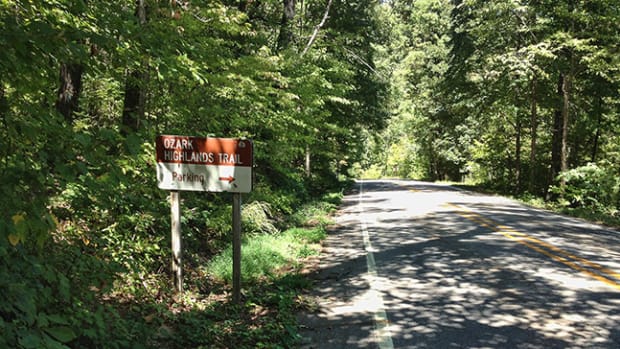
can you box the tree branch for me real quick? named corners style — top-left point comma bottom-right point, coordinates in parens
top-left (301, 0), bottom-right (333, 57)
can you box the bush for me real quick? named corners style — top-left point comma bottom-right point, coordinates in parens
top-left (0, 242), bottom-right (151, 349)
top-left (553, 162), bottom-right (620, 215)
top-left (242, 201), bottom-right (279, 235)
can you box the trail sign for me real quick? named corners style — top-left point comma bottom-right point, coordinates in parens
top-left (156, 135), bottom-right (253, 193)
top-left (156, 135), bottom-right (253, 297)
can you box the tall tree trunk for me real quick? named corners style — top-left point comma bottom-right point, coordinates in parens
top-left (276, 0), bottom-right (296, 51)
top-left (549, 0), bottom-right (576, 196)
top-left (0, 82), bottom-right (7, 164)
top-left (0, 82), bottom-right (10, 178)
top-left (0, 83), bottom-right (7, 120)
top-left (299, 0), bottom-right (305, 39)
top-left (512, 70), bottom-right (523, 194)
top-left (529, 75), bottom-right (538, 194)
top-left (56, 63), bottom-right (84, 122)
top-left (591, 96), bottom-right (602, 162)
top-left (559, 0), bottom-right (576, 187)
top-left (560, 57), bottom-right (574, 185)
top-left (305, 144), bottom-right (311, 177)
top-left (515, 115), bottom-right (522, 194)
top-left (549, 73), bottom-right (564, 193)
top-left (122, 71), bottom-right (146, 133)
top-left (122, 0), bottom-right (147, 134)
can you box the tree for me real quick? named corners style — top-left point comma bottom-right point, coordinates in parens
top-left (372, 0), bottom-right (620, 203)
top-left (121, 0), bottom-right (148, 134)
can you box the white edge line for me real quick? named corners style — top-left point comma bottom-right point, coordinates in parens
top-left (359, 180), bottom-right (395, 349)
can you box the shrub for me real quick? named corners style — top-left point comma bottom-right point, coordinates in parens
top-left (242, 201), bottom-right (279, 235)
top-left (554, 162), bottom-right (619, 214)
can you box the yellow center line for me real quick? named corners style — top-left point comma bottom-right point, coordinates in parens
top-left (500, 229), bottom-right (620, 290)
top-left (444, 203), bottom-right (620, 291)
top-left (499, 226), bottom-right (620, 280)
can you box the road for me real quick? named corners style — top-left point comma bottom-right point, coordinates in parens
top-left (298, 179), bottom-right (620, 348)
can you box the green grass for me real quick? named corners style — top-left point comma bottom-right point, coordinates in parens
top-left (285, 226), bottom-right (327, 244)
top-left (517, 195), bottom-right (620, 229)
top-left (161, 190), bottom-right (344, 348)
top-left (289, 193), bottom-right (340, 228)
top-left (454, 183), bottom-right (620, 229)
top-left (207, 210), bottom-right (331, 284)
top-left (206, 228), bottom-right (324, 283)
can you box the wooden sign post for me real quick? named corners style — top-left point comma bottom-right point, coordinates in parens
top-left (171, 191), bottom-right (182, 292)
top-left (232, 193), bottom-right (242, 303)
top-left (156, 135), bottom-right (253, 298)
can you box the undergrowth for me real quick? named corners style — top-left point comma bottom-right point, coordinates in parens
top-left (192, 192), bottom-right (339, 347)
top-left (160, 192), bottom-right (340, 348)
top-left (207, 225), bottom-right (327, 283)
top-left (2, 169), bottom-right (344, 349)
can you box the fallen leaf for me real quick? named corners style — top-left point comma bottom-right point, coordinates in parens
top-left (8, 233), bottom-right (20, 246)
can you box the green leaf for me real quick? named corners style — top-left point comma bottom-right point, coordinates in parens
top-left (18, 331), bottom-right (42, 349)
top-left (42, 333), bottom-right (72, 349)
top-left (44, 326), bottom-right (77, 343)
top-left (47, 314), bottom-right (70, 326)
top-left (15, 296), bottom-right (37, 325)
top-left (57, 274), bottom-right (71, 301)
top-left (37, 313), bottom-right (49, 328)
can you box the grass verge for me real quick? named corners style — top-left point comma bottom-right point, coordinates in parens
top-left (206, 225), bottom-right (327, 283)
top-left (453, 183), bottom-right (620, 229)
top-left (151, 191), bottom-right (341, 348)
top-left (516, 194), bottom-right (620, 229)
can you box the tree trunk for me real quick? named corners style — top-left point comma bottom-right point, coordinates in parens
top-left (55, 63), bottom-right (84, 122)
top-left (560, 70), bottom-right (571, 177)
top-left (305, 144), bottom-right (311, 177)
top-left (0, 83), bottom-right (7, 119)
top-left (276, 0), bottom-right (296, 51)
top-left (529, 75), bottom-right (538, 194)
top-left (549, 73), bottom-right (564, 192)
top-left (515, 115), bottom-right (522, 194)
top-left (512, 70), bottom-right (523, 194)
top-left (0, 83), bottom-right (8, 176)
top-left (559, 0), bottom-right (575, 186)
top-left (122, 0), bottom-right (148, 134)
top-left (122, 70), bottom-right (146, 133)
top-left (591, 96), bottom-right (602, 162)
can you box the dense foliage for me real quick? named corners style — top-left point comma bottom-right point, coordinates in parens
top-left (1, 0), bottom-right (385, 347)
top-left (371, 0), bottom-right (619, 220)
top-left (3, 0), bottom-right (619, 347)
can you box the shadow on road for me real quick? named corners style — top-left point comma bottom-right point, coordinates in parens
top-left (298, 180), bottom-right (620, 348)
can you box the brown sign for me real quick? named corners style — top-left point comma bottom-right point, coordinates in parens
top-left (156, 135), bottom-right (253, 192)
top-left (156, 135), bottom-right (252, 166)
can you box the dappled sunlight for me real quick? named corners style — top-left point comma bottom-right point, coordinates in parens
top-left (327, 286), bottom-right (387, 316)
top-left (300, 180), bottom-right (620, 348)
top-left (376, 182), bottom-right (619, 347)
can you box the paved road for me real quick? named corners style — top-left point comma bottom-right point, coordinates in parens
top-left (298, 179), bottom-right (620, 348)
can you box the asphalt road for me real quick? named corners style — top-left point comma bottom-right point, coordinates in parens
top-left (298, 179), bottom-right (620, 348)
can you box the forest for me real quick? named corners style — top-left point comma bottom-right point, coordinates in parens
top-left (1, 0), bottom-right (619, 348)
top-left (372, 0), bottom-right (620, 223)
